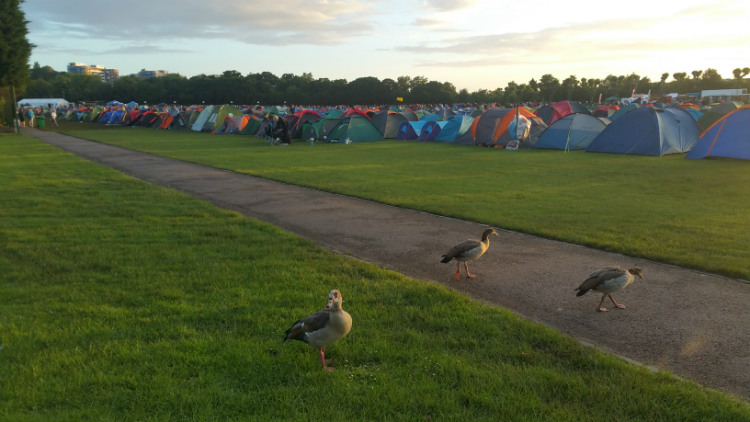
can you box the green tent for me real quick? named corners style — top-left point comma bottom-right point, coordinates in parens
top-left (202, 104), bottom-right (243, 132)
top-left (303, 110), bottom-right (345, 140)
top-left (327, 115), bottom-right (383, 142)
top-left (191, 105), bottom-right (214, 131)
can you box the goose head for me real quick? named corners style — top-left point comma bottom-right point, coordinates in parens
top-left (628, 268), bottom-right (643, 279)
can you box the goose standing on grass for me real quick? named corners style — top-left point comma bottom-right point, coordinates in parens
top-left (441, 228), bottom-right (498, 279)
top-left (284, 289), bottom-right (352, 371)
top-left (575, 267), bottom-right (643, 312)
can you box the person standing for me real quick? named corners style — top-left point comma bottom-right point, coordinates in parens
top-left (49, 107), bottom-right (59, 126)
top-left (25, 107), bottom-right (34, 127)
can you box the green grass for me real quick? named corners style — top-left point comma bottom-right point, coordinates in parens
top-left (2, 132), bottom-right (749, 421)
top-left (53, 122), bottom-right (750, 280)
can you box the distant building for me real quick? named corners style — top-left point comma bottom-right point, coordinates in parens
top-left (67, 62), bottom-right (119, 84)
top-left (700, 88), bottom-right (749, 104)
top-left (137, 69), bottom-right (169, 78)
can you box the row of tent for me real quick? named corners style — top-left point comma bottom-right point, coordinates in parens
top-left (396, 101), bottom-right (748, 159)
top-left (68, 100), bottom-right (748, 160)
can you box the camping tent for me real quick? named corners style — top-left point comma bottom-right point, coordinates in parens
top-left (371, 110), bottom-right (416, 139)
top-left (435, 115), bottom-right (474, 142)
top-left (327, 114), bottom-right (383, 142)
top-left (686, 105), bottom-right (749, 160)
top-left (586, 107), bottom-right (699, 156)
top-left (286, 110), bottom-right (322, 139)
top-left (534, 113), bottom-right (608, 151)
top-left (396, 121), bottom-right (429, 140)
top-left (301, 110), bottom-right (345, 140)
top-left (191, 105), bottom-right (214, 131)
top-left (696, 101), bottom-right (744, 134)
top-left (159, 113), bottom-right (189, 130)
top-left (592, 105), bottom-right (619, 118)
top-left (680, 107), bottom-right (702, 121)
top-left (417, 121), bottom-right (448, 142)
top-left (535, 100), bottom-right (591, 125)
top-left (464, 107), bottom-right (546, 148)
top-left (608, 103), bottom-right (640, 121)
top-left (215, 114), bottom-right (263, 135)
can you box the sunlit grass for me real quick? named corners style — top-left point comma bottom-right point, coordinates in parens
top-left (2, 133), bottom-right (748, 421)
top-left (52, 123), bottom-right (750, 280)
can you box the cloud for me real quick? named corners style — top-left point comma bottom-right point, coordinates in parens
top-left (393, 3), bottom-right (750, 71)
top-left (25, 0), bottom-right (377, 45)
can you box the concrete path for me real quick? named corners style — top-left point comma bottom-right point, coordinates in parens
top-left (24, 128), bottom-right (750, 401)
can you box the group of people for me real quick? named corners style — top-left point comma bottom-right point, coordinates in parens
top-left (264, 114), bottom-right (291, 144)
top-left (17, 105), bottom-right (60, 127)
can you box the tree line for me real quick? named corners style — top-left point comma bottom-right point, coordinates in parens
top-left (22, 63), bottom-right (750, 107)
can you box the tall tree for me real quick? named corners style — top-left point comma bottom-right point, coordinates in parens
top-left (0, 0), bottom-right (34, 130)
top-left (537, 74), bottom-right (560, 103)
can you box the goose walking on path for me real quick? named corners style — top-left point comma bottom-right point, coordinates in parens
top-left (575, 267), bottom-right (643, 312)
top-left (441, 228), bottom-right (498, 279)
top-left (284, 289), bottom-right (352, 371)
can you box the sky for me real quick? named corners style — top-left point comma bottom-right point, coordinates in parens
top-left (21, 0), bottom-right (750, 92)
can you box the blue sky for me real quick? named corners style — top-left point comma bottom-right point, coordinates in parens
top-left (22, 0), bottom-right (750, 92)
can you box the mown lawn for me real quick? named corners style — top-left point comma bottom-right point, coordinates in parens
top-left (1, 133), bottom-right (748, 421)
top-left (56, 123), bottom-right (750, 280)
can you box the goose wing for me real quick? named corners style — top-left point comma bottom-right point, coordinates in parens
top-left (442, 239), bottom-right (481, 261)
top-left (284, 308), bottom-right (331, 343)
top-left (576, 267), bottom-right (625, 296)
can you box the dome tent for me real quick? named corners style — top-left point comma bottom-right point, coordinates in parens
top-left (586, 107), bottom-right (699, 156)
top-left (534, 113), bottom-right (607, 151)
top-left (686, 105), bottom-right (750, 160)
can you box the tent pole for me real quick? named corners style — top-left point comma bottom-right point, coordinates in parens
top-left (564, 117), bottom-right (574, 152)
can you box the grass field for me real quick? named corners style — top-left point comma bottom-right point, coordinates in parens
top-left (53, 123), bottom-right (750, 280)
top-left (1, 130), bottom-right (749, 421)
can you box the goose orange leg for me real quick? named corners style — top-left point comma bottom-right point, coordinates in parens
top-left (319, 347), bottom-right (334, 371)
top-left (464, 262), bottom-right (476, 278)
top-left (454, 262), bottom-right (461, 279)
top-left (596, 295), bottom-right (609, 312)
top-left (609, 294), bottom-right (626, 309)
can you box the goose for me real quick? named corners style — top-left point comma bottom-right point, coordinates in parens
top-left (575, 267), bottom-right (643, 312)
top-left (284, 289), bottom-right (352, 371)
top-left (440, 228), bottom-right (498, 279)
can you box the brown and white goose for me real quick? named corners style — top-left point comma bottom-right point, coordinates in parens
top-left (284, 289), bottom-right (352, 371)
top-left (575, 267), bottom-right (643, 312)
top-left (440, 228), bottom-right (498, 279)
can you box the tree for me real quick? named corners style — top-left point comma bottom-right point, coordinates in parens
top-left (538, 74), bottom-right (560, 103)
top-left (700, 68), bottom-right (722, 88)
top-left (672, 72), bottom-right (687, 81)
top-left (0, 0), bottom-right (34, 129)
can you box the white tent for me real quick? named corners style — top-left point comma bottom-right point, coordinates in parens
top-left (17, 98), bottom-right (70, 109)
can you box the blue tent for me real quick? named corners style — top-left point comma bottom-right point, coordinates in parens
top-left (417, 121), bottom-right (448, 142)
top-left (534, 113), bottom-right (607, 151)
top-left (586, 107), bottom-right (699, 156)
top-left (686, 105), bottom-right (749, 160)
top-left (435, 115), bottom-right (474, 142)
top-left (396, 121), bottom-right (428, 140)
top-left (680, 107), bottom-right (702, 121)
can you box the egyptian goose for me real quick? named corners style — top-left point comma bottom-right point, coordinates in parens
top-left (575, 267), bottom-right (643, 312)
top-left (284, 289), bottom-right (352, 371)
top-left (440, 228), bottom-right (498, 279)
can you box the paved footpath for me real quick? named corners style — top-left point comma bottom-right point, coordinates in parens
top-left (25, 128), bottom-right (750, 401)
